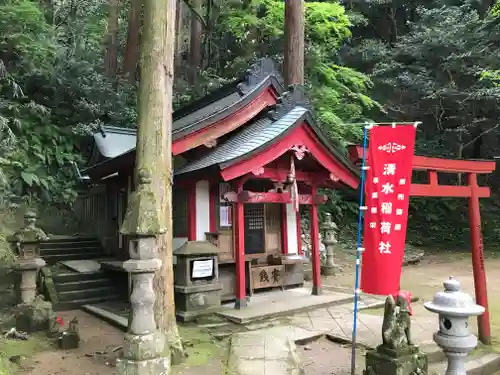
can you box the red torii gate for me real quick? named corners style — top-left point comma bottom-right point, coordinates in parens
top-left (348, 145), bottom-right (496, 345)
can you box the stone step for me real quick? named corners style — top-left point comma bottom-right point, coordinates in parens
top-left (52, 271), bottom-right (108, 283)
top-left (40, 246), bottom-right (104, 255)
top-left (428, 352), bottom-right (500, 375)
top-left (40, 239), bottom-right (101, 250)
top-left (57, 286), bottom-right (121, 302)
top-left (55, 294), bottom-right (121, 312)
top-left (42, 252), bottom-right (106, 264)
top-left (55, 278), bottom-right (115, 292)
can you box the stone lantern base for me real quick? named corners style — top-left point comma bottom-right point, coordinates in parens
top-left (364, 345), bottom-right (428, 375)
top-left (320, 263), bottom-right (341, 276)
top-left (117, 332), bottom-right (170, 375)
top-left (15, 295), bottom-right (53, 333)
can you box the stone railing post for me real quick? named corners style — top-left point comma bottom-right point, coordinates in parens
top-left (320, 213), bottom-right (340, 276)
top-left (424, 277), bottom-right (484, 375)
top-left (117, 172), bottom-right (169, 375)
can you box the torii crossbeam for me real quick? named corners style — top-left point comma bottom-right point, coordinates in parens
top-left (348, 145), bottom-right (496, 345)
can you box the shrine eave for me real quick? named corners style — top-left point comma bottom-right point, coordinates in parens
top-left (176, 106), bottom-right (360, 189)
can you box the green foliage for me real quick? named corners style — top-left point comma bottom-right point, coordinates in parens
top-left (344, 0), bottom-right (500, 245)
top-left (211, 0), bottom-right (379, 148)
top-left (0, 0), bottom-right (136, 207)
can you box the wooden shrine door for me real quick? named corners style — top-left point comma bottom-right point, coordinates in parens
top-left (244, 204), bottom-right (265, 254)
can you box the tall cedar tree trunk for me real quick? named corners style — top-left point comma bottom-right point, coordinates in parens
top-left (123, 0), bottom-right (141, 80)
top-left (174, 0), bottom-right (184, 70)
top-left (188, 0), bottom-right (202, 85)
top-left (104, 0), bottom-right (119, 76)
top-left (284, 0), bottom-right (305, 86)
top-left (136, 0), bottom-right (185, 365)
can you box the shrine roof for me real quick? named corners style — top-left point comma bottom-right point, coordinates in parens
top-left (176, 106), bottom-right (308, 175)
top-left (87, 58), bottom-right (283, 164)
top-left (175, 84), bottom-right (360, 186)
top-left (92, 126), bottom-right (137, 159)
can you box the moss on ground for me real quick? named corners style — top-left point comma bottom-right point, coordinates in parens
top-left (170, 323), bottom-right (230, 374)
top-left (0, 333), bottom-right (54, 374)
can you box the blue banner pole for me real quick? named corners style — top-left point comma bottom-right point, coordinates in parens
top-left (350, 124), bottom-right (370, 375)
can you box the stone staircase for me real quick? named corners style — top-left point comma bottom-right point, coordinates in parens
top-left (39, 237), bottom-right (107, 264)
top-left (48, 270), bottom-right (124, 311)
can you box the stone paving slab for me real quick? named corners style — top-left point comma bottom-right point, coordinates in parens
top-left (229, 326), bottom-right (320, 375)
top-left (218, 287), bottom-right (352, 324)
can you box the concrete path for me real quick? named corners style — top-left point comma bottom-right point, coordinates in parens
top-left (227, 303), bottom-right (442, 375)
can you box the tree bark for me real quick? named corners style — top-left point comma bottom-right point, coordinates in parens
top-left (284, 0), bottom-right (305, 86)
top-left (104, 0), bottom-right (119, 77)
top-left (188, 0), bottom-right (202, 85)
top-left (136, 0), bottom-right (184, 365)
top-left (123, 0), bottom-right (142, 80)
top-left (175, 0), bottom-right (184, 70)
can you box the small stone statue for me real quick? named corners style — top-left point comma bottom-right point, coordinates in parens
top-left (364, 291), bottom-right (428, 375)
top-left (59, 317), bottom-right (80, 350)
top-left (381, 293), bottom-right (413, 351)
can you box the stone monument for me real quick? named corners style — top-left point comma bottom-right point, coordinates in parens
top-left (173, 241), bottom-right (222, 322)
top-left (364, 293), bottom-right (428, 375)
top-left (320, 213), bottom-right (340, 276)
top-left (117, 171), bottom-right (170, 375)
top-left (424, 277), bottom-right (484, 375)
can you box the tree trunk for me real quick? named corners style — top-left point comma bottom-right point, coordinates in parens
top-left (175, 0), bottom-right (184, 70)
top-left (284, 0), bottom-right (305, 86)
top-left (136, 0), bottom-right (184, 366)
top-left (188, 0), bottom-right (202, 85)
top-left (104, 0), bottom-right (119, 77)
top-left (123, 0), bottom-right (142, 80)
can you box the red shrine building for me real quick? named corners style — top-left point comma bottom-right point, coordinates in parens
top-left (78, 59), bottom-right (360, 308)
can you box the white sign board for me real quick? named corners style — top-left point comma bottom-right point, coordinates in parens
top-left (192, 259), bottom-right (214, 278)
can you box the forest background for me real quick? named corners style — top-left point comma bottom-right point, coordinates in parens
top-left (2, 0), bottom-right (500, 260)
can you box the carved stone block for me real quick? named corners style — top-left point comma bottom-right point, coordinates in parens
top-left (364, 345), bottom-right (428, 375)
top-left (122, 332), bottom-right (166, 361)
top-left (116, 356), bottom-right (170, 375)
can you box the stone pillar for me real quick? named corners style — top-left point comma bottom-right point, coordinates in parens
top-left (117, 172), bottom-right (170, 375)
top-left (320, 213), bottom-right (340, 277)
top-left (16, 258), bottom-right (46, 304)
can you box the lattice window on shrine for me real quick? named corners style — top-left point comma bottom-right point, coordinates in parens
top-left (218, 182), bottom-right (232, 229)
top-left (173, 187), bottom-right (188, 237)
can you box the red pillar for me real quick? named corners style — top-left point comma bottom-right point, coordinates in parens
top-left (234, 180), bottom-right (247, 309)
top-left (281, 204), bottom-right (289, 254)
top-left (310, 186), bottom-right (322, 295)
top-left (468, 172), bottom-right (491, 344)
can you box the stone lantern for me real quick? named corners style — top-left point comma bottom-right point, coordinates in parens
top-left (424, 277), bottom-right (485, 375)
top-left (117, 171), bottom-right (170, 374)
top-left (320, 213), bottom-right (340, 276)
top-left (9, 211), bottom-right (48, 304)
